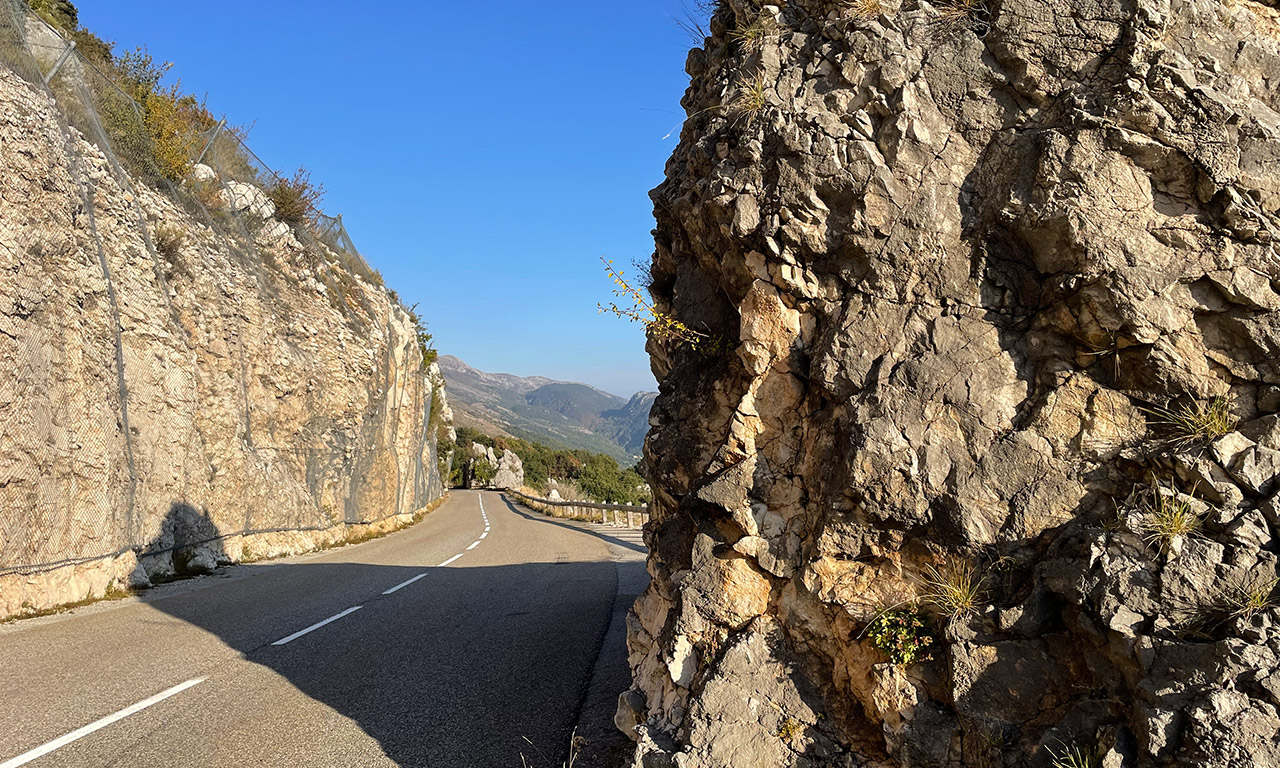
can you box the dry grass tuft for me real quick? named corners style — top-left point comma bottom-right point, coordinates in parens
top-left (1174, 574), bottom-right (1280, 641)
top-left (1143, 396), bottom-right (1237, 447)
top-left (728, 70), bottom-right (769, 126)
top-left (729, 16), bottom-right (773, 53)
top-left (920, 560), bottom-right (987, 620)
top-left (1047, 742), bottom-right (1101, 768)
top-left (844, 0), bottom-right (883, 21)
top-left (1133, 482), bottom-right (1204, 554)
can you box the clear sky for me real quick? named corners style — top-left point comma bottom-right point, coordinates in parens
top-left (78, 1), bottom-right (709, 397)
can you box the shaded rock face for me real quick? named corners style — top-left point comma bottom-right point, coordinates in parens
top-left (0, 62), bottom-right (447, 617)
top-left (627, 0), bottom-right (1280, 765)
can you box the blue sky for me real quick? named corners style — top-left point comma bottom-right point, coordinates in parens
top-left (78, 1), bottom-right (709, 397)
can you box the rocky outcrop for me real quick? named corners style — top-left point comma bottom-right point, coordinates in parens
top-left (0, 45), bottom-right (448, 618)
top-left (492, 449), bottom-right (526, 490)
top-left (627, 0), bottom-right (1280, 765)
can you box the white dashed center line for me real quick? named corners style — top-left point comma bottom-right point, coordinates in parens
top-left (272, 492), bottom-right (488, 646)
top-left (382, 573), bottom-right (428, 595)
top-left (0, 678), bottom-right (206, 768)
top-left (8, 492), bottom-right (497, 766)
top-left (271, 606), bottom-right (363, 646)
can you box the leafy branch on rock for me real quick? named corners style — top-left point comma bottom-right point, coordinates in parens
top-left (863, 608), bottom-right (934, 666)
top-left (598, 257), bottom-right (723, 352)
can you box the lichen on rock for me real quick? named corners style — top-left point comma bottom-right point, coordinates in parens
top-left (625, 0), bottom-right (1280, 764)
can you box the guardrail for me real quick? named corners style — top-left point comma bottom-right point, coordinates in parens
top-left (503, 489), bottom-right (650, 529)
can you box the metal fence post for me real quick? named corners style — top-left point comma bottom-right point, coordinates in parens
top-left (194, 119), bottom-right (225, 166)
top-left (43, 38), bottom-right (75, 85)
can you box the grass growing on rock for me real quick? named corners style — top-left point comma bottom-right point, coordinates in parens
top-left (1047, 741), bottom-right (1101, 768)
top-left (1177, 574), bottom-right (1280, 640)
top-left (1143, 396), bottom-right (1237, 447)
top-left (1134, 483), bottom-right (1204, 553)
top-left (729, 70), bottom-right (769, 126)
top-left (845, 0), bottom-right (883, 21)
top-left (1221, 575), bottom-right (1280, 621)
top-left (728, 15), bottom-right (773, 53)
top-left (921, 561), bottom-right (987, 621)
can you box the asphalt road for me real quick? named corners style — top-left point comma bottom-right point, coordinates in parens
top-left (0, 491), bottom-right (646, 768)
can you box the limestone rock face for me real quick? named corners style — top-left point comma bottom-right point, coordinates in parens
top-left (628, 0), bottom-right (1280, 765)
top-left (0, 64), bottom-right (448, 618)
top-left (492, 449), bottom-right (525, 490)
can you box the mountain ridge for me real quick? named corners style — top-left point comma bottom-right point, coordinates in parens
top-left (438, 355), bottom-right (653, 463)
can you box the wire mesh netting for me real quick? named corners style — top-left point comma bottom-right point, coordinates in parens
top-left (0, 0), bottom-right (444, 576)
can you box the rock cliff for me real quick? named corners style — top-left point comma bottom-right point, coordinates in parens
top-left (0, 38), bottom-right (448, 618)
top-left (626, 0), bottom-right (1280, 765)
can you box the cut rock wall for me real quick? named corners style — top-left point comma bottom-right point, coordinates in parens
top-left (0, 58), bottom-right (446, 618)
top-left (626, 0), bottom-right (1280, 765)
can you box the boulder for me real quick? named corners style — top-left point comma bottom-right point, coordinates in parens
top-left (491, 449), bottom-right (524, 490)
top-left (218, 180), bottom-right (275, 219)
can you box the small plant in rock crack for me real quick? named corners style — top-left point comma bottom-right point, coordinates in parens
top-left (1132, 480), bottom-right (1204, 554)
top-left (1176, 574), bottom-right (1280, 640)
top-left (844, 0), bottom-right (883, 21)
top-left (777, 716), bottom-right (804, 741)
top-left (728, 14), bottom-right (774, 53)
top-left (930, 0), bottom-right (991, 34)
top-left (1142, 396), bottom-right (1237, 448)
top-left (727, 70), bottom-right (769, 126)
top-left (152, 222), bottom-right (186, 264)
top-left (864, 608), bottom-right (934, 666)
top-left (1047, 741), bottom-right (1102, 768)
top-left (598, 257), bottom-right (725, 353)
top-left (1221, 574), bottom-right (1280, 621)
top-left (920, 560), bottom-right (987, 621)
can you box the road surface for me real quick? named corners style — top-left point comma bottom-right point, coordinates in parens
top-left (0, 491), bottom-right (646, 767)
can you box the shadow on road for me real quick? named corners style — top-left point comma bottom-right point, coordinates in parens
top-left (139, 502), bottom-right (621, 768)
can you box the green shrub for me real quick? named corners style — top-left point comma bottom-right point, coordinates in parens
top-left (29, 0), bottom-right (77, 31)
top-left (141, 84), bottom-right (211, 182)
top-left (267, 167), bottom-right (326, 227)
top-left (406, 304), bottom-right (437, 371)
top-left (866, 609), bottom-right (934, 666)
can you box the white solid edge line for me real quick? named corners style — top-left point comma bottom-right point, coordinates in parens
top-left (271, 606), bottom-right (363, 646)
top-left (382, 573), bottom-right (428, 595)
top-left (0, 677), bottom-right (206, 768)
top-left (466, 541), bottom-right (480, 550)
top-left (439, 553), bottom-right (463, 567)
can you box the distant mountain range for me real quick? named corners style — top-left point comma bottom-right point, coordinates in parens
top-left (438, 355), bottom-right (655, 464)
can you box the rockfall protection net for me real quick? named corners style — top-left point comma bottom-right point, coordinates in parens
top-left (0, 2), bottom-right (443, 574)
